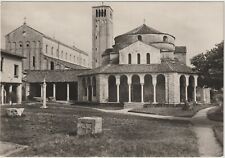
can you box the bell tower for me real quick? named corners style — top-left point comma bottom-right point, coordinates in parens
top-left (92, 5), bottom-right (113, 68)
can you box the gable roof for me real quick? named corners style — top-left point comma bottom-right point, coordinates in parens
top-left (26, 69), bottom-right (90, 83)
top-left (5, 23), bottom-right (88, 56)
top-left (78, 60), bottom-right (196, 76)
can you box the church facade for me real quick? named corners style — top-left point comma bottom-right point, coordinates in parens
top-left (5, 22), bottom-right (90, 72)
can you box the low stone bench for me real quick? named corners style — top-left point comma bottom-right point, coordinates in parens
top-left (6, 108), bottom-right (24, 117)
top-left (77, 117), bottom-right (102, 136)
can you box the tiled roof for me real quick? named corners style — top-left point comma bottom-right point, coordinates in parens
top-left (43, 55), bottom-right (88, 70)
top-left (122, 24), bottom-right (162, 35)
top-left (78, 61), bottom-right (196, 76)
top-left (26, 69), bottom-right (89, 83)
top-left (1, 49), bottom-right (25, 59)
top-left (175, 46), bottom-right (187, 53)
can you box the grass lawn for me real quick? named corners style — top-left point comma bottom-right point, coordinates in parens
top-left (130, 104), bottom-right (211, 117)
top-left (213, 125), bottom-right (223, 147)
top-left (207, 106), bottom-right (223, 122)
top-left (1, 103), bottom-right (199, 157)
top-left (72, 103), bottom-right (124, 110)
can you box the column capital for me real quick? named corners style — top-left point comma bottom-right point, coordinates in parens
top-left (152, 75), bottom-right (157, 85)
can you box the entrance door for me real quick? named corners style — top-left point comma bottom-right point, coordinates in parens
top-left (88, 86), bottom-right (92, 101)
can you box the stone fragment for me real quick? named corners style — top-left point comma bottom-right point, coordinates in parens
top-left (77, 117), bottom-right (102, 136)
top-left (6, 108), bottom-right (24, 117)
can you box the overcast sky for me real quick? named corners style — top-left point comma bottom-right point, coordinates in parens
top-left (1, 1), bottom-right (224, 65)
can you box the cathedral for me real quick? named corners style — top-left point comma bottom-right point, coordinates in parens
top-left (2, 4), bottom-right (210, 105)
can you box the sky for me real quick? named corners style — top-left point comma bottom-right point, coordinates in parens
top-left (1, 1), bottom-right (224, 65)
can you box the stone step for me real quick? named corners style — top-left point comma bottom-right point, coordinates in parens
top-left (124, 102), bottom-right (144, 109)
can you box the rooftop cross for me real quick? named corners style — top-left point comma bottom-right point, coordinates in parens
top-left (23, 17), bottom-right (27, 25)
top-left (143, 18), bottom-right (146, 24)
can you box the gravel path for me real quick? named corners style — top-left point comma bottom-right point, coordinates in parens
top-left (191, 107), bottom-right (223, 157)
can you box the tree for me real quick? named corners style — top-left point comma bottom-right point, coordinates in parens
top-left (191, 41), bottom-right (224, 90)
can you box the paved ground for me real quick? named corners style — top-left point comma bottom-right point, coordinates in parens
top-left (191, 107), bottom-right (223, 157)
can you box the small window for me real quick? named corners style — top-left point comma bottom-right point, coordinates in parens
top-left (1, 57), bottom-right (4, 71)
top-left (146, 53), bottom-right (150, 64)
top-left (96, 10), bottom-right (98, 17)
top-left (46, 45), bottom-right (48, 54)
top-left (137, 53), bottom-right (140, 64)
top-left (128, 54), bottom-right (131, 64)
top-left (33, 56), bottom-right (35, 67)
top-left (51, 47), bottom-right (54, 55)
top-left (96, 48), bottom-right (97, 51)
top-left (138, 35), bottom-right (142, 41)
top-left (163, 36), bottom-right (168, 42)
top-left (96, 36), bottom-right (97, 39)
top-left (14, 64), bottom-right (19, 77)
top-left (104, 9), bottom-right (106, 17)
top-left (50, 61), bottom-right (54, 70)
top-left (26, 43), bottom-right (29, 47)
top-left (19, 42), bottom-right (23, 48)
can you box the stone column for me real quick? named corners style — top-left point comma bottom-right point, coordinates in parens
top-left (53, 83), bottom-right (56, 99)
top-left (67, 83), bottom-right (70, 101)
top-left (1, 84), bottom-right (4, 105)
top-left (41, 79), bottom-right (47, 108)
top-left (25, 83), bottom-right (30, 100)
top-left (152, 75), bottom-right (157, 104)
top-left (116, 76), bottom-right (120, 103)
top-left (193, 76), bottom-right (198, 102)
top-left (140, 75), bottom-right (144, 103)
top-left (41, 84), bottom-right (43, 98)
top-left (141, 83), bottom-right (144, 103)
top-left (9, 85), bottom-right (12, 105)
top-left (127, 75), bottom-right (132, 103)
top-left (17, 84), bottom-right (22, 104)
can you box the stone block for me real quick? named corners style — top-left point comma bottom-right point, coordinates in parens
top-left (6, 108), bottom-right (24, 117)
top-left (77, 117), bottom-right (102, 136)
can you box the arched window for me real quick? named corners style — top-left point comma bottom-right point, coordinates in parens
top-left (163, 36), bottom-right (168, 42)
top-left (101, 9), bottom-right (103, 17)
top-left (137, 53), bottom-right (140, 64)
top-left (19, 41), bottom-right (23, 48)
top-left (96, 10), bottom-right (98, 17)
top-left (26, 41), bottom-right (30, 47)
top-left (146, 53), bottom-right (150, 64)
top-left (138, 35), bottom-right (142, 41)
top-left (104, 9), bottom-right (106, 17)
top-left (128, 53), bottom-right (131, 64)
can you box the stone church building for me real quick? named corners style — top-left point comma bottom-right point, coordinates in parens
top-left (2, 4), bottom-right (210, 105)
